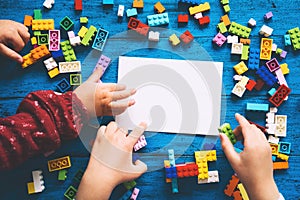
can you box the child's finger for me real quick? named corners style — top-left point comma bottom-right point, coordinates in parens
top-left (235, 113), bottom-right (255, 141)
top-left (232, 125), bottom-right (244, 141)
top-left (0, 44), bottom-right (23, 63)
top-left (105, 122), bottom-right (119, 135)
top-left (109, 84), bottom-right (126, 92)
top-left (9, 34), bottom-right (25, 52)
top-left (87, 66), bottom-right (104, 82)
top-left (127, 123), bottom-right (147, 146)
top-left (219, 133), bottom-right (240, 168)
top-left (17, 27), bottom-right (30, 44)
top-left (112, 89), bottom-right (136, 101)
top-left (109, 100), bottom-right (135, 112)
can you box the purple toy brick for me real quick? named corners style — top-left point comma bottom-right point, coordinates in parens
top-left (49, 30), bottom-right (60, 51)
top-left (165, 167), bottom-right (177, 178)
top-left (248, 48), bottom-right (260, 70)
top-left (256, 66), bottom-right (277, 87)
top-left (212, 33), bottom-right (226, 47)
top-left (266, 58), bottom-right (280, 72)
top-left (264, 11), bottom-right (273, 20)
top-left (280, 50), bottom-right (287, 59)
top-left (94, 54), bottom-right (111, 73)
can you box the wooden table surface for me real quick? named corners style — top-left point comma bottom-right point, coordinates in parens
top-left (0, 0), bottom-right (299, 199)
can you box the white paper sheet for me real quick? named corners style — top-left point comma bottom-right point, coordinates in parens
top-left (115, 56), bottom-right (223, 136)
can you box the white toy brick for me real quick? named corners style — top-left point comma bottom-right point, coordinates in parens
top-left (231, 83), bottom-right (246, 97)
top-left (231, 43), bottom-right (243, 54)
top-left (270, 107), bottom-right (278, 113)
top-left (194, 12), bottom-right (203, 19)
top-left (272, 43), bottom-right (278, 51)
top-left (67, 31), bottom-right (76, 38)
top-left (43, 0), bottom-right (54, 9)
top-left (268, 135), bottom-right (279, 144)
top-left (134, 135), bottom-right (147, 151)
top-left (275, 115), bottom-right (287, 137)
top-left (32, 170), bottom-right (45, 193)
top-left (227, 35), bottom-right (238, 44)
top-left (198, 170), bottom-right (219, 184)
top-left (43, 57), bottom-right (58, 71)
top-left (259, 25), bottom-right (273, 37)
top-left (148, 31), bottom-right (160, 42)
top-left (239, 76), bottom-right (249, 87)
top-left (118, 5), bottom-right (125, 17)
top-left (266, 123), bottom-right (276, 135)
top-left (59, 61), bottom-right (81, 73)
top-left (233, 75), bottom-right (243, 81)
top-left (248, 18), bottom-right (256, 27)
top-left (70, 36), bottom-right (81, 46)
top-left (266, 112), bottom-right (275, 124)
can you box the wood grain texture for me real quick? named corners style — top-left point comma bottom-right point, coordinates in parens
top-left (0, 0), bottom-right (299, 199)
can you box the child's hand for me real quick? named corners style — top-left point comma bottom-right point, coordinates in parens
top-left (74, 67), bottom-right (136, 117)
top-left (220, 113), bottom-right (280, 200)
top-left (0, 20), bottom-right (30, 63)
top-left (77, 122), bottom-right (147, 200)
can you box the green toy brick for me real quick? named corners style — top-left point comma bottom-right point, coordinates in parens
top-left (64, 186), bottom-right (77, 200)
top-left (220, 0), bottom-right (229, 4)
top-left (218, 123), bottom-right (236, 145)
top-left (80, 17), bottom-right (88, 24)
top-left (81, 25), bottom-right (97, 46)
top-left (58, 169), bottom-right (68, 181)
top-left (241, 45), bottom-right (249, 60)
top-left (37, 34), bottom-right (49, 45)
top-left (34, 9), bottom-right (42, 19)
top-left (60, 16), bottom-right (74, 31)
top-left (218, 22), bottom-right (227, 33)
top-left (223, 4), bottom-right (230, 13)
top-left (123, 180), bottom-right (136, 190)
top-left (229, 22), bottom-right (251, 38)
top-left (33, 31), bottom-right (41, 36)
top-left (73, 169), bottom-right (84, 182)
top-left (60, 40), bottom-right (77, 61)
top-left (287, 27), bottom-right (300, 50)
top-left (70, 74), bottom-right (82, 85)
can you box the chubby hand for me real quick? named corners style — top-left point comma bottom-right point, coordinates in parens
top-left (77, 122), bottom-right (147, 200)
top-left (74, 66), bottom-right (136, 117)
top-left (220, 113), bottom-right (280, 200)
top-left (0, 20), bottom-right (30, 63)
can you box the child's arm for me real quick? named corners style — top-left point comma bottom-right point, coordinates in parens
top-left (0, 20), bottom-right (30, 63)
top-left (0, 68), bottom-right (135, 171)
top-left (76, 122), bottom-right (147, 200)
top-left (220, 113), bottom-right (281, 200)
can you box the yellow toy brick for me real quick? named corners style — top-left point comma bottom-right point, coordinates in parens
top-left (22, 53), bottom-right (35, 68)
top-left (32, 19), bottom-right (55, 30)
top-left (189, 2), bottom-right (210, 15)
top-left (78, 26), bottom-right (88, 38)
top-left (133, 0), bottom-right (144, 8)
top-left (270, 143), bottom-right (279, 155)
top-left (220, 14), bottom-right (230, 26)
top-left (31, 37), bottom-right (37, 45)
top-left (260, 38), bottom-right (273, 60)
top-left (48, 67), bottom-right (60, 78)
top-left (169, 34), bottom-right (180, 46)
top-left (48, 156), bottom-right (71, 172)
top-left (237, 183), bottom-right (249, 200)
top-left (233, 61), bottom-right (248, 75)
top-left (164, 160), bottom-right (172, 183)
top-left (280, 63), bottom-right (289, 75)
top-left (197, 159), bottom-right (208, 180)
top-left (195, 150), bottom-right (216, 162)
top-left (277, 153), bottom-right (289, 161)
top-left (27, 182), bottom-right (35, 194)
top-left (154, 2), bottom-right (165, 13)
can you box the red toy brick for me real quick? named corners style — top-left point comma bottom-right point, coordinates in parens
top-left (245, 79), bottom-right (256, 91)
top-left (224, 175), bottom-right (239, 196)
top-left (178, 14), bottom-right (188, 23)
top-left (269, 84), bottom-right (291, 107)
top-left (254, 79), bottom-right (264, 91)
top-left (74, 0), bottom-right (82, 10)
top-left (199, 16), bottom-right (210, 25)
top-left (128, 17), bottom-right (149, 36)
top-left (180, 30), bottom-right (194, 44)
top-left (176, 163), bottom-right (198, 178)
top-left (248, 120), bottom-right (266, 133)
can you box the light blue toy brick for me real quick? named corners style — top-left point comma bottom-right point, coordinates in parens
top-left (279, 142), bottom-right (291, 154)
top-left (147, 13), bottom-right (169, 27)
top-left (268, 88), bottom-right (276, 96)
top-left (272, 155), bottom-right (277, 161)
top-left (103, 0), bottom-right (114, 4)
top-left (246, 103), bottom-right (269, 112)
top-left (119, 190), bottom-right (132, 200)
top-left (284, 34), bottom-right (291, 46)
top-left (92, 28), bottom-right (109, 51)
top-left (168, 149), bottom-right (175, 166)
top-left (234, 147), bottom-right (243, 153)
top-left (126, 8), bottom-right (137, 17)
top-left (171, 178), bottom-right (179, 193)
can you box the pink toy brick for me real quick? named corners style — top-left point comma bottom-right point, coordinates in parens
top-left (280, 50), bottom-right (287, 59)
top-left (266, 58), bottom-right (280, 72)
top-left (134, 135), bottom-right (147, 151)
top-left (275, 69), bottom-right (288, 87)
top-left (49, 30), bottom-right (60, 51)
top-left (264, 11), bottom-right (273, 20)
top-left (67, 31), bottom-right (76, 38)
top-left (213, 33), bottom-right (226, 47)
top-left (130, 188), bottom-right (140, 200)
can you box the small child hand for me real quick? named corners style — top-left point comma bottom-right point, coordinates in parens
top-left (0, 20), bottom-right (30, 63)
top-left (220, 113), bottom-right (280, 200)
top-left (74, 67), bottom-right (136, 117)
top-left (77, 122), bottom-right (147, 200)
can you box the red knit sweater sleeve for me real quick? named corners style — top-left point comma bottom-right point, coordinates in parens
top-left (0, 90), bottom-right (89, 171)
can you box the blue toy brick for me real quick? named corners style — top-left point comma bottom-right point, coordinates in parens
top-left (284, 34), bottom-right (291, 46)
top-left (178, 0), bottom-right (201, 4)
top-left (246, 103), bottom-right (269, 112)
top-left (248, 48), bottom-right (260, 70)
top-left (256, 66), bottom-right (277, 87)
top-left (92, 28), bottom-right (109, 51)
top-left (272, 155), bottom-right (277, 161)
top-left (147, 13), bottom-right (169, 27)
top-left (119, 190), bottom-right (132, 200)
top-left (171, 178), bottom-right (179, 193)
top-left (279, 142), bottom-right (291, 154)
top-left (56, 78), bottom-right (71, 93)
top-left (165, 167), bottom-right (177, 178)
top-left (126, 8), bottom-right (137, 17)
top-left (103, 0), bottom-right (114, 4)
top-left (202, 143), bottom-right (216, 150)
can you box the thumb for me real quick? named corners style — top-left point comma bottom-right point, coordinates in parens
top-left (87, 65), bottom-right (104, 82)
top-left (219, 133), bottom-right (240, 168)
top-left (132, 159), bottom-right (147, 177)
top-left (0, 44), bottom-right (23, 63)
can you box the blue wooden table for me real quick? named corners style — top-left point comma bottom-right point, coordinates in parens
top-left (0, 0), bottom-right (299, 199)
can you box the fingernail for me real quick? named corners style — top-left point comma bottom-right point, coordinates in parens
top-left (235, 113), bottom-right (241, 117)
top-left (18, 56), bottom-right (23, 63)
top-left (129, 99), bottom-right (135, 106)
top-left (131, 89), bottom-right (137, 94)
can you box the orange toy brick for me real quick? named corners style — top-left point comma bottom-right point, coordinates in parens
top-left (133, 0), bottom-right (144, 8)
top-left (154, 2), bottom-right (165, 13)
top-left (273, 162), bottom-right (289, 170)
top-left (48, 156), bottom-right (71, 172)
top-left (30, 45), bottom-right (51, 60)
top-left (220, 14), bottom-right (230, 26)
top-left (233, 191), bottom-right (243, 200)
top-left (224, 175), bottom-right (240, 196)
top-left (180, 30), bottom-right (194, 44)
top-left (240, 38), bottom-right (251, 45)
top-left (32, 19), bottom-right (55, 30)
top-left (22, 53), bottom-right (35, 68)
top-left (24, 15), bottom-right (33, 26)
top-left (176, 163), bottom-right (198, 178)
top-left (260, 38), bottom-right (273, 60)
